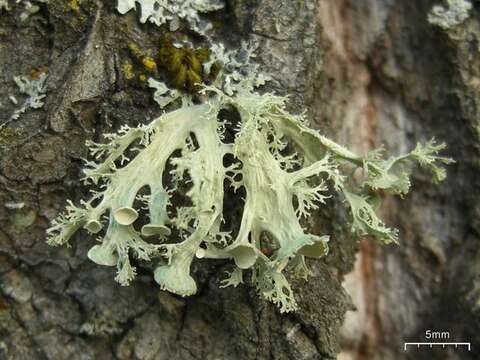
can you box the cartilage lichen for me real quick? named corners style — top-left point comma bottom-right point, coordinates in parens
top-left (2, 71), bottom-right (47, 132)
top-left (47, 82), bottom-right (452, 312)
top-left (47, 2), bottom-right (453, 313)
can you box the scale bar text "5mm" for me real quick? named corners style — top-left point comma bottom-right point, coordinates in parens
top-left (404, 342), bottom-right (471, 351)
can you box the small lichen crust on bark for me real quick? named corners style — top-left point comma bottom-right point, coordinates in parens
top-left (0, 0), bottom-right (9, 11)
top-left (428, 0), bottom-right (472, 30)
top-left (46, 0), bottom-right (453, 313)
top-left (47, 78), bottom-right (452, 312)
top-left (2, 71), bottom-right (47, 132)
top-left (0, 0), bottom-right (49, 18)
top-left (116, 0), bottom-right (223, 32)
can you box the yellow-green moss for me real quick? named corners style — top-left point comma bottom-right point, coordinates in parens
top-left (69, 0), bottom-right (80, 12)
top-left (123, 37), bottom-right (221, 92)
top-left (158, 34), bottom-right (221, 92)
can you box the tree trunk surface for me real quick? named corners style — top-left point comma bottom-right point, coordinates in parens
top-left (0, 1), bottom-right (478, 360)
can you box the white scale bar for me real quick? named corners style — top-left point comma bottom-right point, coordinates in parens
top-left (404, 342), bottom-right (471, 351)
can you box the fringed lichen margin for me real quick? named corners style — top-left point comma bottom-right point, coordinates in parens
top-left (47, 0), bottom-right (453, 313)
top-left (47, 85), bottom-right (452, 312)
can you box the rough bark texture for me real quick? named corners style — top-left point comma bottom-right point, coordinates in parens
top-left (0, 0), bottom-right (478, 360)
top-left (321, 1), bottom-right (480, 359)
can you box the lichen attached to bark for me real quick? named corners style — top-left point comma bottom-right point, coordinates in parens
top-left (428, 0), bottom-right (472, 30)
top-left (46, 0), bottom-right (453, 313)
top-left (47, 82), bottom-right (451, 312)
top-left (116, 0), bottom-right (223, 33)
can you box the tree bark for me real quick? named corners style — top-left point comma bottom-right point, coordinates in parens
top-left (0, 1), bottom-right (478, 360)
top-left (320, 1), bottom-right (480, 359)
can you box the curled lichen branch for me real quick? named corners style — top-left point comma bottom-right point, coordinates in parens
top-left (48, 83), bottom-right (452, 312)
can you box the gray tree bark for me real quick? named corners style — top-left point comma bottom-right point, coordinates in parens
top-left (323, 1), bottom-right (480, 360)
top-left (0, 1), bottom-right (478, 360)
